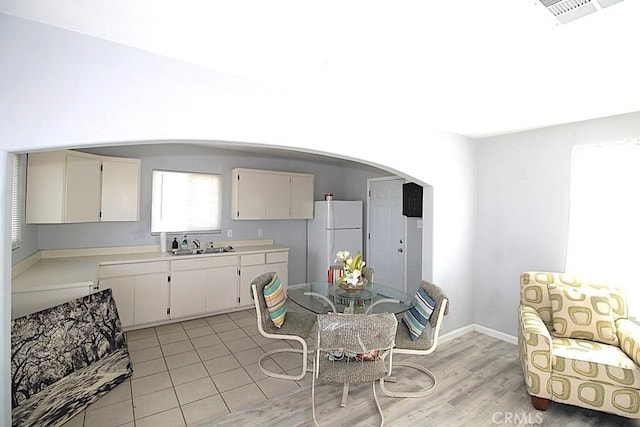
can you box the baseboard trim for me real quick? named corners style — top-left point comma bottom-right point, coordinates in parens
top-left (473, 324), bottom-right (518, 345)
top-left (440, 324), bottom-right (517, 346)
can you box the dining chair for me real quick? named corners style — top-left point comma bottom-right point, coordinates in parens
top-left (251, 272), bottom-right (317, 380)
top-left (379, 280), bottom-right (449, 398)
top-left (311, 313), bottom-right (398, 427)
top-left (362, 267), bottom-right (374, 283)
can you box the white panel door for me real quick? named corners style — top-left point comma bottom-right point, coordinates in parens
top-left (266, 262), bottom-right (288, 292)
top-left (99, 276), bottom-right (135, 328)
top-left (240, 264), bottom-right (266, 307)
top-left (265, 173), bottom-right (291, 219)
top-left (134, 273), bottom-right (169, 324)
top-left (235, 170), bottom-right (266, 219)
top-left (290, 175), bottom-right (314, 219)
top-left (170, 270), bottom-right (206, 319)
top-left (101, 158), bottom-right (140, 221)
top-left (205, 266), bottom-right (238, 312)
top-left (368, 178), bottom-right (406, 292)
top-left (65, 154), bottom-right (101, 222)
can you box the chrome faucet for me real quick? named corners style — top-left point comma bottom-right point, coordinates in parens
top-left (192, 239), bottom-right (201, 249)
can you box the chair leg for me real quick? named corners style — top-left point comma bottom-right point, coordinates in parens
top-left (258, 347), bottom-right (313, 381)
top-left (379, 361), bottom-right (437, 398)
top-left (531, 396), bottom-right (549, 411)
top-left (340, 383), bottom-right (349, 407)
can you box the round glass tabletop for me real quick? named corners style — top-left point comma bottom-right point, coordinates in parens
top-left (287, 282), bottom-right (415, 315)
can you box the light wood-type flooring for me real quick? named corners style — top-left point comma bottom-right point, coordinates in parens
top-left (61, 306), bottom-right (639, 427)
top-left (209, 330), bottom-right (639, 427)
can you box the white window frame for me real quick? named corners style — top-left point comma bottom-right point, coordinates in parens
top-left (565, 140), bottom-right (640, 317)
top-left (11, 153), bottom-right (22, 249)
top-left (151, 169), bottom-right (222, 234)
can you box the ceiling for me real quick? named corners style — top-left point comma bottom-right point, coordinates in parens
top-left (2, 0), bottom-right (640, 139)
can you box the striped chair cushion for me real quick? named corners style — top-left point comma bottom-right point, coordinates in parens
top-left (402, 287), bottom-right (436, 341)
top-left (264, 275), bottom-right (287, 328)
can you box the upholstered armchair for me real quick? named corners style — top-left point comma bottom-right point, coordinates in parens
top-left (518, 271), bottom-right (640, 419)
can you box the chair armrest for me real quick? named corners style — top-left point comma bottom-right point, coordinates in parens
top-left (518, 305), bottom-right (552, 398)
top-left (616, 318), bottom-right (640, 366)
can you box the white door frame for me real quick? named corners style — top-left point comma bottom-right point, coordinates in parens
top-left (366, 176), bottom-right (408, 293)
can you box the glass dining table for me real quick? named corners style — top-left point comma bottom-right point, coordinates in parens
top-left (287, 282), bottom-right (416, 315)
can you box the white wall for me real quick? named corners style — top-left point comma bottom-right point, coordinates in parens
top-left (474, 111), bottom-right (640, 337)
top-left (0, 14), bottom-right (476, 424)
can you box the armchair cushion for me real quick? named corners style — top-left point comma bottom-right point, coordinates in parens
top-left (548, 283), bottom-right (618, 346)
top-left (264, 274), bottom-right (287, 328)
top-left (617, 318), bottom-right (640, 367)
top-left (552, 337), bottom-right (640, 389)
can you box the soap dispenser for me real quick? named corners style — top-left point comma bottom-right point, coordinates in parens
top-left (172, 238), bottom-right (179, 250)
top-left (181, 234), bottom-right (188, 250)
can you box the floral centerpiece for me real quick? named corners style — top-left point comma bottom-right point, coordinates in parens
top-left (335, 250), bottom-right (367, 290)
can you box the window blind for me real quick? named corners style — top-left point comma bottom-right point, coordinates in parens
top-left (151, 170), bottom-right (222, 233)
top-left (11, 153), bottom-right (21, 248)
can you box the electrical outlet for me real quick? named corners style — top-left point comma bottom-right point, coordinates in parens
top-left (227, 229), bottom-right (232, 238)
top-left (258, 228), bottom-right (263, 237)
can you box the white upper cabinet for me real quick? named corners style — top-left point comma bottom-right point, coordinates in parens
top-left (101, 158), bottom-right (141, 221)
top-left (65, 154), bottom-right (102, 223)
top-left (290, 174), bottom-right (314, 219)
top-left (231, 168), bottom-right (314, 220)
top-left (26, 150), bottom-right (141, 224)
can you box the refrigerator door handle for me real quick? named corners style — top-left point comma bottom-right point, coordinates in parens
top-left (327, 228), bottom-right (334, 266)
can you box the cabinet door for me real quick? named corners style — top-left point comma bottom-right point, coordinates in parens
top-left (134, 273), bottom-right (169, 325)
top-left (205, 266), bottom-right (238, 312)
top-left (65, 154), bottom-right (102, 223)
top-left (290, 174), bottom-right (314, 219)
top-left (239, 264), bottom-right (266, 307)
top-left (170, 270), bottom-right (206, 319)
top-left (264, 173), bottom-right (291, 219)
top-left (267, 262), bottom-right (288, 292)
top-left (235, 170), bottom-right (266, 219)
top-left (101, 158), bottom-right (141, 221)
top-left (99, 276), bottom-right (135, 328)
top-left (25, 151), bottom-right (66, 223)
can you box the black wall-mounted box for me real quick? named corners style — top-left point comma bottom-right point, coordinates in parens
top-left (403, 182), bottom-right (423, 218)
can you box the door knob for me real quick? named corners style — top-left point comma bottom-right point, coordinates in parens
top-left (398, 248), bottom-right (403, 253)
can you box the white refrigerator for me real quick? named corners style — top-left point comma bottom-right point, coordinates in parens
top-left (307, 200), bottom-right (363, 283)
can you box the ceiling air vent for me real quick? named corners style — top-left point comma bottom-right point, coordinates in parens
top-left (540, 0), bottom-right (624, 24)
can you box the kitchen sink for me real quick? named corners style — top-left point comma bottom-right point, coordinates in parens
top-left (170, 246), bottom-right (234, 256)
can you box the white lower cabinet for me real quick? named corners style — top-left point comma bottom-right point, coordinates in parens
top-left (99, 276), bottom-right (135, 328)
top-left (170, 270), bottom-right (206, 319)
top-left (97, 250), bottom-right (287, 328)
top-left (205, 266), bottom-right (239, 313)
top-left (133, 273), bottom-right (171, 325)
top-left (240, 263), bottom-right (267, 307)
top-left (98, 261), bottom-right (170, 328)
top-left (239, 251), bottom-right (289, 307)
top-left (266, 251), bottom-right (289, 291)
top-left (170, 256), bottom-right (240, 319)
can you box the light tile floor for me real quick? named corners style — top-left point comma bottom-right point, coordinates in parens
top-left (61, 308), bottom-right (314, 427)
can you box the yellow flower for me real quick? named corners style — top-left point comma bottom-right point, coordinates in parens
top-left (335, 250), bottom-right (366, 287)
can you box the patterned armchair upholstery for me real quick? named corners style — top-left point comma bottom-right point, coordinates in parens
top-left (518, 271), bottom-right (640, 419)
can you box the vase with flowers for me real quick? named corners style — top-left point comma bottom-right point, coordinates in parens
top-left (335, 250), bottom-right (367, 291)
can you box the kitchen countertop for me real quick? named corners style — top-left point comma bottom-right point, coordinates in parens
top-left (12, 241), bottom-right (289, 291)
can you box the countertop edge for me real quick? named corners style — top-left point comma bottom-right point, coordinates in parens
top-left (13, 243), bottom-right (289, 291)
